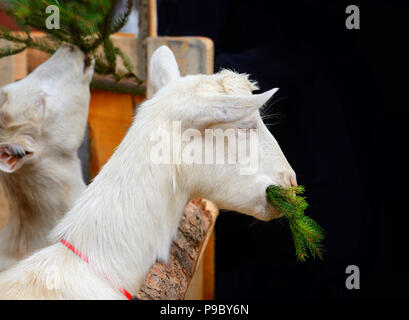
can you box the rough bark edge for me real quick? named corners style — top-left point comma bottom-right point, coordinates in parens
top-left (136, 199), bottom-right (218, 300)
top-left (135, 0), bottom-right (148, 80)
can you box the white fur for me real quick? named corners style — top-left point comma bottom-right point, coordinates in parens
top-left (0, 46), bottom-right (296, 299)
top-left (0, 46), bottom-right (94, 271)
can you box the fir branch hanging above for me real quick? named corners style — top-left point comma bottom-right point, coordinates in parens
top-left (266, 185), bottom-right (325, 262)
top-left (0, 0), bottom-right (144, 94)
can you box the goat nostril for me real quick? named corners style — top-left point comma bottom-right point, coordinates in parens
top-left (290, 177), bottom-right (297, 187)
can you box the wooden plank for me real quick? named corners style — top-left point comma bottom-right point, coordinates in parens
top-left (26, 32), bottom-right (49, 73)
top-left (0, 40), bottom-right (27, 83)
top-left (0, 41), bottom-right (14, 87)
top-left (88, 90), bottom-right (142, 177)
top-left (148, 0), bottom-right (158, 38)
top-left (111, 35), bottom-right (139, 78)
top-left (12, 49), bottom-right (28, 81)
top-left (202, 228), bottom-right (216, 299)
top-left (136, 0), bottom-right (149, 80)
top-left (146, 37), bottom-right (214, 98)
top-left (147, 36), bottom-right (215, 300)
top-left (137, 199), bottom-right (218, 300)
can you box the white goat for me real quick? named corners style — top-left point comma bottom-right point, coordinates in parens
top-left (0, 46), bottom-right (296, 299)
top-left (0, 46), bottom-right (94, 271)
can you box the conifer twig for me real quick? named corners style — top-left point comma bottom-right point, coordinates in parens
top-left (266, 185), bottom-right (325, 261)
top-left (0, 0), bottom-right (145, 93)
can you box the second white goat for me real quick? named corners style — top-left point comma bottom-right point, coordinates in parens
top-left (0, 46), bottom-right (94, 271)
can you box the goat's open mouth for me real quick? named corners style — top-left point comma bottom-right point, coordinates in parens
top-left (0, 144), bottom-right (33, 160)
top-left (0, 144), bottom-right (34, 172)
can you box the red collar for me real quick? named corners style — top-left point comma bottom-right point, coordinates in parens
top-left (60, 239), bottom-right (134, 300)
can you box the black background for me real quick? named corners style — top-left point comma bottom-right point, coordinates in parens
top-left (158, 0), bottom-right (408, 300)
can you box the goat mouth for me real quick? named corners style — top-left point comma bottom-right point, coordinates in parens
top-left (0, 144), bottom-right (34, 172)
top-left (0, 144), bottom-right (33, 159)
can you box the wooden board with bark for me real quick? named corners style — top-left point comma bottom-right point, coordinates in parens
top-left (136, 199), bottom-right (218, 300)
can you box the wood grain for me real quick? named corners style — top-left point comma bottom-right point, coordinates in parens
top-left (137, 199), bottom-right (218, 300)
top-left (146, 36), bottom-right (214, 98)
top-left (88, 90), bottom-right (143, 177)
top-left (148, 0), bottom-right (158, 38)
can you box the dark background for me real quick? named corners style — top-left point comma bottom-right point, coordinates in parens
top-left (158, 0), bottom-right (408, 300)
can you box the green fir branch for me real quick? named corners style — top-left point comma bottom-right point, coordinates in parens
top-left (0, 44), bottom-right (26, 58)
top-left (266, 185), bottom-right (325, 262)
top-left (115, 46), bottom-right (134, 74)
top-left (0, 0), bottom-right (144, 94)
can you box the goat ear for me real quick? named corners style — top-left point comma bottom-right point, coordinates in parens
top-left (149, 46), bottom-right (181, 92)
top-left (193, 88), bottom-right (279, 126)
top-left (0, 144), bottom-right (33, 173)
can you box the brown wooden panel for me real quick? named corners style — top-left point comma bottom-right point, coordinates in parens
top-left (148, 0), bottom-right (158, 37)
top-left (137, 199), bottom-right (218, 300)
top-left (147, 36), bottom-right (214, 98)
top-left (88, 90), bottom-right (144, 176)
top-left (203, 229), bottom-right (215, 299)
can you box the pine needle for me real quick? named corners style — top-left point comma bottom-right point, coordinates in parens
top-left (266, 185), bottom-right (325, 262)
top-left (0, 0), bottom-right (144, 92)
